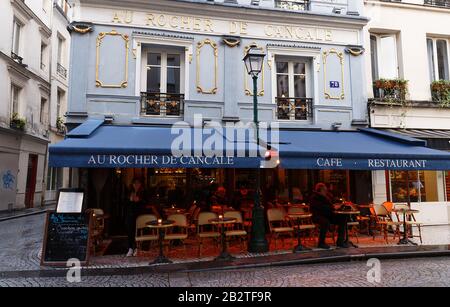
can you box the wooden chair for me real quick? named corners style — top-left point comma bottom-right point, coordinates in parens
top-left (86, 209), bottom-right (106, 255)
top-left (164, 214), bottom-right (189, 250)
top-left (135, 214), bottom-right (158, 253)
top-left (267, 208), bottom-right (294, 249)
top-left (393, 204), bottom-right (423, 244)
top-left (370, 204), bottom-right (401, 243)
top-left (224, 211), bottom-right (248, 250)
top-left (197, 212), bottom-right (220, 256)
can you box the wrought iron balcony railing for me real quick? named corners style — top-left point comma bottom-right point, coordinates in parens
top-left (424, 0), bottom-right (450, 8)
top-left (11, 52), bottom-right (25, 66)
top-left (276, 97), bottom-right (313, 121)
top-left (275, 0), bottom-right (310, 11)
top-left (140, 92), bottom-right (184, 117)
top-left (57, 63), bottom-right (67, 78)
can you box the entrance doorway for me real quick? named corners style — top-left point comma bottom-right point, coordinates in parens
top-left (25, 154), bottom-right (38, 208)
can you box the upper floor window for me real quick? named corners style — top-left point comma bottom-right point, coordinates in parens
top-left (12, 19), bottom-right (22, 56)
top-left (40, 97), bottom-right (48, 125)
top-left (40, 42), bottom-right (47, 71)
top-left (10, 84), bottom-right (21, 116)
top-left (370, 34), bottom-right (399, 80)
top-left (275, 58), bottom-right (312, 121)
top-left (275, 0), bottom-right (311, 11)
top-left (427, 38), bottom-right (449, 81)
top-left (57, 36), bottom-right (65, 65)
top-left (146, 52), bottom-right (182, 94)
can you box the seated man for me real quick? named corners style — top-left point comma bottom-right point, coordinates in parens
top-left (309, 183), bottom-right (348, 249)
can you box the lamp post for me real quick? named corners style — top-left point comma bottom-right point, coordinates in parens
top-left (243, 45), bottom-right (269, 253)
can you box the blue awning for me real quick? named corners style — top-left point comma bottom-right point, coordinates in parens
top-left (277, 129), bottom-right (450, 170)
top-left (49, 124), bottom-right (450, 170)
top-left (49, 124), bottom-right (263, 169)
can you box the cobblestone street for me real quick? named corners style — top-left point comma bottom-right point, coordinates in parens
top-left (1, 213), bottom-right (450, 287)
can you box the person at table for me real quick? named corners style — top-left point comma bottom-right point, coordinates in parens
top-left (292, 187), bottom-right (304, 204)
top-left (233, 185), bottom-right (250, 210)
top-left (309, 183), bottom-right (348, 249)
top-left (212, 186), bottom-right (228, 206)
top-left (125, 178), bottom-right (147, 257)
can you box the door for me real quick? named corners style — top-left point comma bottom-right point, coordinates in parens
top-left (25, 154), bottom-right (38, 208)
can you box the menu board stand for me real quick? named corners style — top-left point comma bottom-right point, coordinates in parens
top-left (41, 189), bottom-right (92, 266)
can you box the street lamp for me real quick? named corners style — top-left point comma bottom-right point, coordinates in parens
top-left (243, 45), bottom-right (269, 253)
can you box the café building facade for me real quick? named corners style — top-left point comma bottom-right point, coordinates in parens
top-left (51, 0), bottom-right (450, 238)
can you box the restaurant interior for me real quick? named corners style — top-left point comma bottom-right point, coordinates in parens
top-left (84, 167), bottom-right (424, 261)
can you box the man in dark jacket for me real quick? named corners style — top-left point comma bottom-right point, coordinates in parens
top-left (310, 183), bottom-right (348, 249)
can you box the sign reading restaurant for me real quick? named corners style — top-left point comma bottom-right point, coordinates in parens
top-left (79, 8), bottom-right (360, 45)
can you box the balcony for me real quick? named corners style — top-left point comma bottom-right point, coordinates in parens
top-left (276, 97), bottom-right (313, 121)
top-left (11, 52), bottom-right (27, 67)
top-left (372, 79), bottom-right (408, 105)
top-left (140, 92), bottom-right (184, 117)
top-left (57, 63), bottom-right (67, 79)
top-left (424, 0), bottom-right (450, 8)
top-left (275, 0), bottom-right (310, 11)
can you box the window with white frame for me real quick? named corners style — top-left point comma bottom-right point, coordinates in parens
top-left (275, 57), bottom-right (312, 121)
top-left (146, 51), bottom-right (183, 94)
top-left (12, 19), bottom-right (22, 56)
top-left (427, 38), bottom-right (449, 81)
top-left (10, 84), bottom-right (21, 116)
top-left (46, 167), bottom-right (63, 191)
top-left (40, 97), bottom-right (48, 125)
top-left (40, 42), bottom-right (47, 70)
top-left (57, 36), bottom-right (65, 65)
top-left (141, 48), bottom-right (185, 117)
top-left (56, 89), bottom-right (64, 120)
top-left (370, 34), bottom-right (399, 80)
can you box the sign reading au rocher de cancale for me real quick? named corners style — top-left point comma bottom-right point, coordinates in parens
top-left (81, 9), bottom-right (360, 45)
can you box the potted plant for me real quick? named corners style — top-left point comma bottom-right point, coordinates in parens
top-left (431, 80), bottom-right (450, 107)
top-left (373, 78), bottom-right (408, 103)
top-left (10, 113), bottom-right (26, 131)
top-left (56, 116), bottom-right (65, 133)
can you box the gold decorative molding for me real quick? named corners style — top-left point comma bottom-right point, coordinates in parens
top-left (73, 25), bottom-right (92, 34)
top-left (196, 39), bottom-right (218, 94)
top-left (323, 49), bottom-right (344, 100)
top-left (345, 47), bottom-right (365, 57)
top-left (95, 30), bottom-right (129, 88)
top-left (244, 43), bottom-right (265, 96)
top-left (222, 38), bottom-right (240, 48)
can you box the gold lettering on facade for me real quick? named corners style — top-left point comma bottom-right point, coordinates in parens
top-left (230, 21), bottom-right (238, 34)
top-left (157, 15), bottom-right (167, 27)
top-left (170, 16), bottom-right (179, 28)
top-left (180, 16), bottom-right (191, 29)
top-left (146, 14), bottom-right (156, 26)
top-left (112, 11), bottom-right (133, 24)
top-left (204, 19), bottom-right (214, 32)
top-left (112, 12), bottom-right (122, 23)
top-left (193, 18), bottom-right (202, 31)
top-left (325, 30), bottom-right (333, 41)
top-left (240, 22), bottom-right (248, 35)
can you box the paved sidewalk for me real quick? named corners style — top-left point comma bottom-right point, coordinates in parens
top-left (0, 204), bottom-right (55, 222)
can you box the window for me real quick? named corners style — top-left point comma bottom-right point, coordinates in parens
top-left (427, 38), bottom-right (449, 81)
top-left (390, 171), bottom-right (440, 203)
top-left (370, 34), bottom-right (399, 80)
top-left (10, 84), bottom-right (21, 116)
top-left (276, 59), bottom-right (308, 98)
top-left (146, 52), bottom-right (182, 93)
top-left (46, 167), bottom-right (63, 191)
top-left (12, 19), bottom-right (22, 55)
top-left (40, 98), bottom-right (48, 124)
top-left (40, 42), bottom-right (47, 70)
top-left (56, 89), bottom-right (64, 119)
top-left (57, 36), bottom-right (64, 65)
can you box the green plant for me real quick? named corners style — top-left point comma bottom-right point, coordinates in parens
top-left (373, 78), bottom-right (409, 105)
top-left (56, 117), bottom-right (64, 130)
top-left (431, 80), bottom-right (450, 107)
top-left (10, 113), bottom-right (26, 131)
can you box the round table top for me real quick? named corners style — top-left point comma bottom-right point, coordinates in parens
top-left (288, 213), bottom-right (313, 219)
top-left (164, 208), bottom-right (186, 214)
top-left (209, 217), bottom-right (237, 225)
top-left (392, 208), bottom-right (420, 214)
top-left (146, 220), bottom-right (175, 228)
top-left (357, 204), bottom-right (373, 208)
top-left (335, 210), bottom-right (360, 215)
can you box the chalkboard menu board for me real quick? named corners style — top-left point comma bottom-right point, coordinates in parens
top-left (41, 212), bottom-right (92, 266)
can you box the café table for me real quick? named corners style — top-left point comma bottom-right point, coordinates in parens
top-left (287, 213), bottom-right (313, 253)
top-left (209, 217), bottom-right (237, 261)
top-left (392, 208), bottom-right (420, 246)
top-left (146, 220), bottom-right (175, 264)
top-left (163, 207), bottom-right (187, 215)
top-left (334, 210), bottom-right (360, 248)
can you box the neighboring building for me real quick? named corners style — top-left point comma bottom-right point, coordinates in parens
top-left (364, 0), bottom-right (450, 224)
top-left (0, 0), bottom-right (71, 211)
